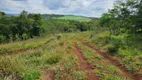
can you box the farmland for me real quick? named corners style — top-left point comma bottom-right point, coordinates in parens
top-left (0, 0), bottom-right (142, 80)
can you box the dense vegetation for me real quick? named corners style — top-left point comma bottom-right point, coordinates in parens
top-left (41, 18), bottom-right (97, 35)
top-left (91, 0), bottom-right (142, 73)
top-left (99, 0), bottom-right (142, 35)
top-left (0, 0), bottom-right (142, 80)
top-left (0, 10), bottom-right (42, 43)
top-left (0, 11), bottom-right (97, 43)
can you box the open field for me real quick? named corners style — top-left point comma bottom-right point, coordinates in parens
top-left (0, 31), bottom-right (142, 80)
top-left (53, 15), bottom-right (92, 22)
top-left (1, 0), bottom-right (142, 80)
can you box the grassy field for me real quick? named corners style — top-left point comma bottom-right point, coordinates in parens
top-left (0, 31), bottom-right (142, 80)
top-left (53, 15), bottom-right (92, 22)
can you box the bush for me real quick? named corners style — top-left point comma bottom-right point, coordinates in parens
top-left (107, 35), bottom-right (125, 56)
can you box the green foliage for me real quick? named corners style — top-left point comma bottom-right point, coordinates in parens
top-left (45, 55), bottom-right (61, 65)
top-left (41, 18), bottom-right (97, 35)
top-left (23, 70), bottom-right (40, 80)
top-left (0, 48), bottom-right (11, 54)
top-left (53, 15), bottom-right (91, 22)
top-left (104, 75), bottom-right (123, 80)
top-left (107, 66), bottom-right (117, 73)
top-left (0, 10), bottom-right (42, 43)
top-left (99, 0), bottom-right (142, 35)
top-left (0, 57), bottom-right (22, 80)
top-left (73, 71), bottom-right (85, 80)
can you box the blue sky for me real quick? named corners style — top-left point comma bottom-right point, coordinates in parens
top-left (0, 0), bottom-right (116, 17)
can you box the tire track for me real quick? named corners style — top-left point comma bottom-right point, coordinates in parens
top-left (81, 41), bottom-right (142, 80)
top-left (73, 42), bottom-right (99, 80)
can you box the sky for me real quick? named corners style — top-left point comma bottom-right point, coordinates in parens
top-left (0, 0), bottom-right (116, 17)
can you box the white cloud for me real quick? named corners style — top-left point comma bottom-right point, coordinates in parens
top-left (0, 0), bottom-right (116, 17)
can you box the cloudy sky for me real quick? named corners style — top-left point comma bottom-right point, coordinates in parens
top-left (0, 0), bottom-right (116, 17)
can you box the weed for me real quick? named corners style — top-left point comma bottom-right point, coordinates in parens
top-left (95, 70), bottom-right (104, 77)
top-left (0, 56), bottom-right (22, 79)
top-left (45, 55), bottom-right (61, 65)
top-left (83, 51), bottom-right (93, 57)
top-left (104, 74), bottom-right (123, 80)
top-left (73, 71), bottom-right (85, 80)
top-left (0, 48), bottom-right (11, 54)
top-left (107, 65), bottom-right (117, 73)
top-left (23, 70), bottom-right (40, 80)
top-left (126, 65), bottom-right (138, 72)
top-left (95, 54), bottom-right (103, 60)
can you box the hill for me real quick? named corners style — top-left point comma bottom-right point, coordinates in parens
top-left (53, 15), bottom-right (92, 21)
top-left (42, 14), bottom-right (92, 21)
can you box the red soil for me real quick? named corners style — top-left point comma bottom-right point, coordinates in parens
top-left (73, 42), bottom-right (100, 80)
top-left (82, 41), bottom-right (142, 80)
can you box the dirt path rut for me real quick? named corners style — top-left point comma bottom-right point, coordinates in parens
top-left (82, 41), bottom-right (142, 80)
top-left (73, 42), bottom-right (99, 80)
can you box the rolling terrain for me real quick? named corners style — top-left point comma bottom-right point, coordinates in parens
top-left (1, 0), bottom-right (142, 80)
top-left (0, 31), bottom-right (142, 80)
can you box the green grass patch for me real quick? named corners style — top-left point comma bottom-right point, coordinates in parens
top-left (53, 15), bottom-right (91, 22)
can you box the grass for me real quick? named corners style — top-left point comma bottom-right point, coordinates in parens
top-left (53, 15), bottom-right (92, 22)
top-left (0, 35), bottom-right (54, 54)
top-left (77, 42), bottom-right (125, 80)
top-left (0, 30), bottom-right (142, 80)
top-left (86, 29), bottom-right (142, 73)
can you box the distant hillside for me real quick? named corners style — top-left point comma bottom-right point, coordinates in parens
top-left (41, 14), bottom-right (92, 21)
top-left (53, 15), bottom-right (92, 21)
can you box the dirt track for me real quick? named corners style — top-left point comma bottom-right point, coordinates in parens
top-left (73, 42), bottom-right (99, 80)
top-left (82, 41), bottom-right (142, 80)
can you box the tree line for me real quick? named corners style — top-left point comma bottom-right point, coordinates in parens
top-left (41, 17), bottom-right (97, 35)
top-left (0, 11), bottom-right (98, 43)
top-left (99, 0), bottom-right (142, 35)
top-left (0, 10), bottom-right (42, 43)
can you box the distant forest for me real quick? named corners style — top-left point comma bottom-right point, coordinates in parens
top-left (0, 11), bottom-right (97, 43)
